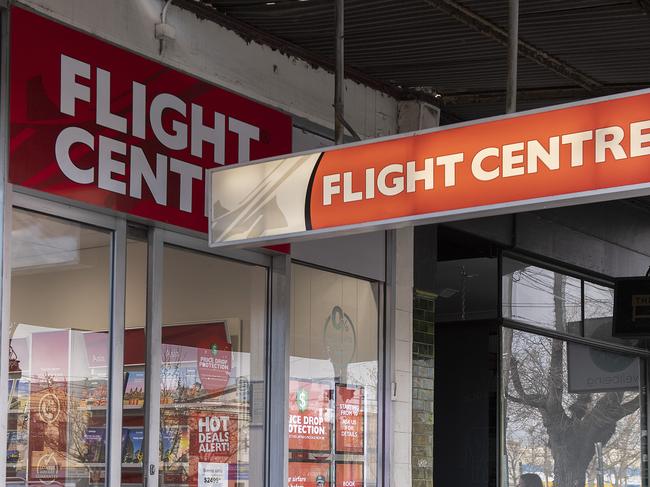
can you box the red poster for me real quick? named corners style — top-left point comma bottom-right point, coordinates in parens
top-left (289, 380), bottom-right (331, 452)
top-left (29, 330), bottom-right (70, 484)
top-left (335, 463), bottom-right (363, 487)
top-left (335, 385), bottom-right (364, 454)
top-left (162, 322), bottom-right (232, 394)
top-left (188, 411), bottom-right (238, 486)
top-left (9, 6), bottom-right (291, 234)
top-left (288, 461), bottom-right (330, 487)
top-left (196, 345), bottom-right (232, 393)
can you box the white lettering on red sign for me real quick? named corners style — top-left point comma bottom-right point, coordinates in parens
top-left (56, 54), bottom-right (261, 215)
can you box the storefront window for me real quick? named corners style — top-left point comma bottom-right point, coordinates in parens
top-left (289, 264), bottom-right (380, 487)
top-left (159, 246), bottom-right (267, 487)
top-left (121, 234), bottom-right (148, 486)
top-left (502, 328), bottom-right (642, 487)
top-left (7, 208), bottom-right (112, 485)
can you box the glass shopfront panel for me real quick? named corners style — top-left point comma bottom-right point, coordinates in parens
top-left (121, 234), bottom-right (148, 486)
top-left (289, 264), bottom-right (380, 487)
top-left (502, 328), bottom-right (642, 487)
top-left (6, 208), bottom-right (112, 486)
top-left (502, 257), bottom-right (582, 333)
top-left (159, 245), bottom-right (267, 487)
top-left (501, 256), bottom-right (646, 487)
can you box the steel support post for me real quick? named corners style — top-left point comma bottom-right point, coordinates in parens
top-left (506, 0), bottom-right (519, 114)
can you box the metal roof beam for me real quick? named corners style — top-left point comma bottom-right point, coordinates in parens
top-left (441, 84), bottom-right (647, 105)
top-left (175, 0), bottom-right (454, 113)
top-left (422, 0), bottom-right (603, 92)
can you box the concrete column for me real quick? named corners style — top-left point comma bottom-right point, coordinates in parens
top-left (390, 227), bottom-right (415, 487)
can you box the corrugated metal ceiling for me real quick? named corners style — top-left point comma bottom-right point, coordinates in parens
top-left (176, 0), bottom-right (650, 124)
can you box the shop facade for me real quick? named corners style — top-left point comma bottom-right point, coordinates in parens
top-left (3, 2), bottom-right (650, 487)
top-left (0, 2), bottom-right (402, 486)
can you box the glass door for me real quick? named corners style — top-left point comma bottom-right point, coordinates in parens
top-left (140, 229), bottom-right (270, 487)
top-left (6, 206), bottom-right (117, 486)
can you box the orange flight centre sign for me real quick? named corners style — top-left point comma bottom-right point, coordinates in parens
top-left (209, 91), bottom-right (650, 247)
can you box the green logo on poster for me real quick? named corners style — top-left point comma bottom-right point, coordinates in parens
top-left (296, 388), bottom-right (309, 412)
top-left (211, 343), bottom-right (219, 356)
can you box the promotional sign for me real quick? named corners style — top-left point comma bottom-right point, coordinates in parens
top-left (568, 342), bottom-right (639, 393)
top-left (189, 412), bottom-right (238, 486)
top-left (288, 461), bottom-right (330, 487)
top-left (335, 385), bottom-right (364, 454)
top-left (9, 6), bottom-right (292, 234)
top-left (29, 330), bottom-right (70, 484)
top-left (198, 462), bottom-right (228, 487)
top-left (289, 380), bottom-right (332, 452)
top-left (335, 462), bottom-right (364, 487)
top-left (162, 322), bottom-right (232, 394)
top-left (211, 89), bottom-right (650, 247)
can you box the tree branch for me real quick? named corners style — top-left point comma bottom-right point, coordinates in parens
top-left (510, 358), bottom-right (547, 409)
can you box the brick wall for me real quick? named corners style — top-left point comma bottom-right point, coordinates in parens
top-left (412, 293), bottom-right (435, 487)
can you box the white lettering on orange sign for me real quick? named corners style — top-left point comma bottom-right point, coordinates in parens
top-left (322, 122), bottom-right (650, 206)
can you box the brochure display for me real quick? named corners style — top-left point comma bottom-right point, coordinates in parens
top-left (6, 321), bottom-right (243, 486)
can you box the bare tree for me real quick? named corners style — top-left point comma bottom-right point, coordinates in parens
top-left (506, 272), bottom-right (639, 487)
top-left (602, 411), bottom-right (640, 486)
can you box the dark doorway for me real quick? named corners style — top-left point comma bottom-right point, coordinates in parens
top-left (433, 319), bottom-right (499, 487)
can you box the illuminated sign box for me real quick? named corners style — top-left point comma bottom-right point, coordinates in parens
top-left (209, 90), bottom-right (650, 248)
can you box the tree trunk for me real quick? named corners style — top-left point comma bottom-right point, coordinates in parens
top-left (552, 452), bottom-right (588, 487)
top-left (547, 424), bottom-right (591, 487)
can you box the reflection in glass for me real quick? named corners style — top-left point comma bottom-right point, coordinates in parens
top-left (289, 264), bottom-right (380, 487)
top-left (7, 209), bottom-right (112, 486)
top-left (503, 328), bottom-right (641, 487)
top-left (435, 257), bottom-right (498, 322)
top-left (584, 282), bottom-right (642, 349)
top-left (502, 258), bottom-right (582, 333)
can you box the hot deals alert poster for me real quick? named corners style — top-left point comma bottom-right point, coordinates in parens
top-left (335, 385), bottom-right (364, 454)
top-left (189, 411), bottom-right (238, 486)
top-left (335, 463), bottom-right (364, 487)
top-left (288, 461), bottom-right (330, 487)
top-left (289, 380), bottom-right (332, 452)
